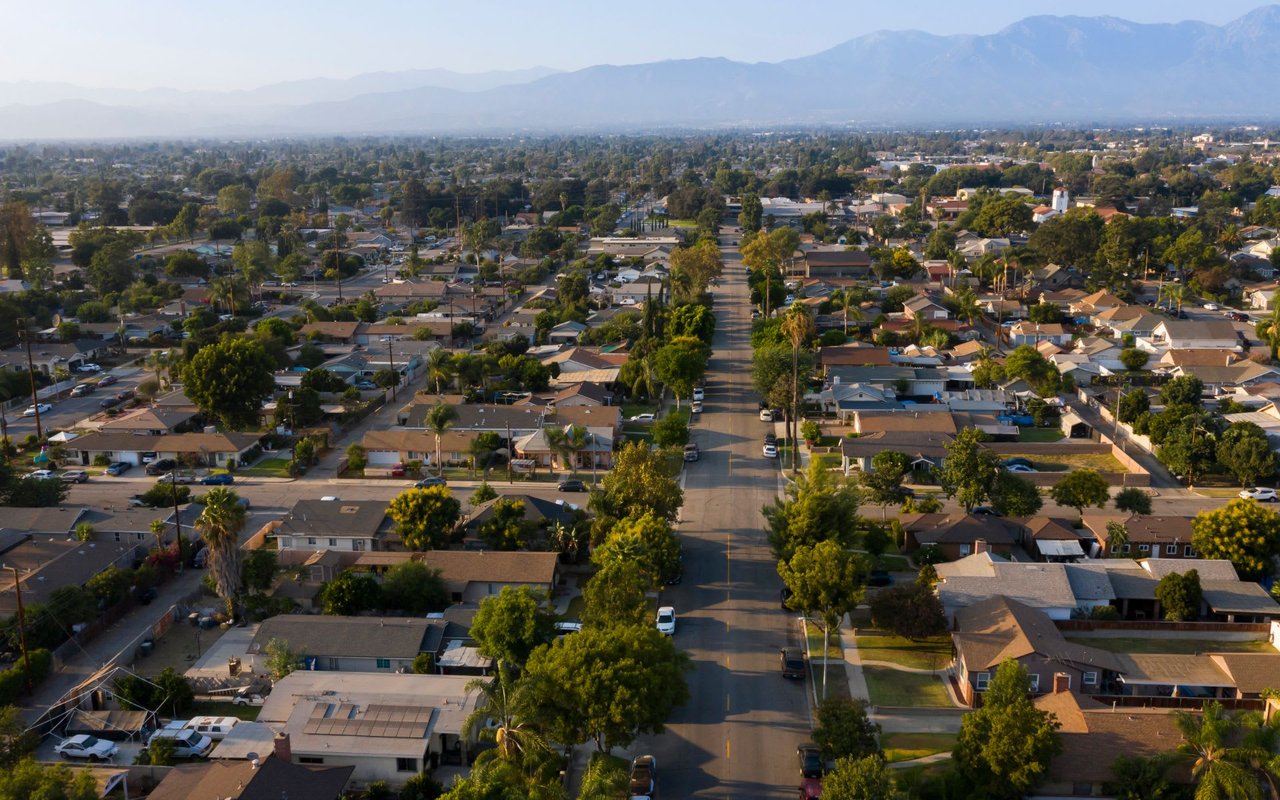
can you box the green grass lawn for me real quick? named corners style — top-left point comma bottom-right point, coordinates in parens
top-left (805, 621), bottom-right (844, 658)
top-left (1064, 637), bottom-right (1275, 655)
top-left (1000, 451), bottom-right (1125, 472)
top-left (621, 403), bottom-right (659, 419)
top-left (856, 634), bottom-right (952, 670)
top-left (874, 554), bottom-right (912, 571)
top-left (863, 666), bottom-right (953, 707)
top-left (1018, 428), bottom-right (1065, 443)
top-left (881, 732), bottom-right (957, 763)
top-left (239, 457), bottom-right (292, 477)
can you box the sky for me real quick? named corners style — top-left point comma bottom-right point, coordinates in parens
top-left (0, 0), bottom-right (1273, 91)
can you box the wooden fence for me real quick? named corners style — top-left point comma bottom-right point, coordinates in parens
top-left (1055, 619), bottom-right (1271, 634)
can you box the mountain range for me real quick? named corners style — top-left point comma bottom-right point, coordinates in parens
top-left (6, 7), bottom-right (1280, 139)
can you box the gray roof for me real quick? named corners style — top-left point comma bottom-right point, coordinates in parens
top-left (248, 615), bottom-right (443, 660)
top-left (1202, 581), bottom-right (1280, 615)
top-left (278, 500), bottom-right (391, 538)
top-left (1063, 563), bottom-right (1118, 603)
top-left (1142, 559), bottom-right (1241, 582)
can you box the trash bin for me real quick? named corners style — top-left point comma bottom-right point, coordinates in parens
top-left (139, 640), bottom-right (154, 656)
top-left (188, 612), bottom-right (200, 627)
top-left (228, 657), bottom-right (241, 677)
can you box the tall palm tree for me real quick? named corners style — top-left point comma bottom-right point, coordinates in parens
top-left (425, 402), bottom-right (458, 476)
top-left (195, 488), bottom-right (247, 618)
top-left (1264, 299), bottom-right (1280, 363)
top-left (1160, 282), bottom-right (1187, 314)
top-left (780, 306), bottom-right (815, 473)
top-left (832, 289), bottom-right (864, 336)
top-left (426, 349), bottom-right (455, 395)
top-left (462, 665), bottom-right (549, 765)
top-left (1175, 701), bottom-right (1264, 800)
top-left (563, 424), bottom-right (588, 476)
top-left (952, 287), bottom-right (984, 330)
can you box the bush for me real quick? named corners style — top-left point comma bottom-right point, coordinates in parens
top-left (652, 409), bottom-right (690, 448)
top-left (136, 482), bottom-right (191, 508)
top-left (1089, 605), bottom-right (1121, 620)
top-left (92, 454), bottom-right (111, 467)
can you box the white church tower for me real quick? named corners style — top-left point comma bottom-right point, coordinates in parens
top-left (1051, 187), bottom-right (1070, 214)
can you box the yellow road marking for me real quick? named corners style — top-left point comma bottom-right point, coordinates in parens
top-left (726, 737), bottom-right (731, 760)
top-left (726, 692), bottom-right (731, 712)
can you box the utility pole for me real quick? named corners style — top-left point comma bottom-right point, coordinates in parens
top-left (18, 320), bottom-right (42, 440)
top-left (387, 338), bottom-right (397, 401)
top-left (506, 421), bottom-right (513, 485)
top-left (0, 404), bottom-right (9, 464)
top-left (9, 566), bottom-right (31, 693)
top-left (171, 472), bottom-right (184, 573)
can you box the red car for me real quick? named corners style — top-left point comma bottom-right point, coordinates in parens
top-left (799, 777), bottom-right (822, 799)
top-left (389, 463), bottom-right (406, 477)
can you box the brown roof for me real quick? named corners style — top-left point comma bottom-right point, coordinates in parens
top-left (148, 755), bottom-right (352, 800)
top-left (900, 512), bottom-right (1021, 547)
top-left (1035, 691), bottom-right (1187, 785)
top-left (854, 411), bottom-right (958, 434)
top-left (361, 428), bottom-right (478, 454)
top-left (416, 550), bottom-right (560, 588)
top-left (1019, 517), bottom-right (1080, 541)
top-left (1160, 349), bottom-right (1239, 367)
top-left (818, 345), bottom-right (893, 367)
top-left (300, 321), bottom-right (361, 340)
top-left (70, 431), bottom-right (262, 455)
top-left (1083, 514), bottom-right (1194, 545)
top-left (952, 596), bottom-right (1123, 672)
top-left (1209, 653), bottom-right (1280, 694)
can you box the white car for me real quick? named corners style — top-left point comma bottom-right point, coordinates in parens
top-left (1203, 303), bottom-right (1220, 311)
top-left (1006, 463), bottom-right (1038, 473)
top-left (22, 403), bottom-right (51, 417)
top-left (1239, 487), bottom-right (1279, 502)
top-left (760, 408), bottom-right (775, 422)
top-left (628, 413), bottom-right (656, 422)
top-left (690, 400), bottom-right (703, 414)
top-left (692, 387), bottom-right (705, 402)
top-left (25, 470), bottom-right (57, 480)
top-left (55, 734), bottom-right (118, 761)
top-left (655, 606), bottom-right (676, 636)
top-left (75, 363), bottom-right (102, 373)
top-left (763, 442), bottom-right (778, 458)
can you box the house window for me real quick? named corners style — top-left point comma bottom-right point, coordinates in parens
top-left (280, 538), bottom-right (291, 549)
top-left (1028, 673), bottom-right (1041, 692)
top-left (300, 757), bottom-right (324, 764)
top-left (113, 532), bottom-right (121, 542)
top-left (958, 544), bottom-right (972, 557)
top-left (397, 758), bottom-right (418, 772)
top-left (307, 537), bottom-right (316, 546)
top-left (327, 658), bottom-right (338, 670)
top-left (1138, 544), bottom-right (1149, 553)
top-left (1083, 672), bottom-right (1098, 686)
top-left (329, 538), bottom-right (337, 547)
top-left (1185, 545), bottom-right (1194, 557)
top-left (353, 540), bottom-right (365, 551)
top-left (1123, 543), bottom-right (1131, 553)
top-left (975, 672), bottom-right (990, 691)
top-left (376, 658), bottom-right (391, 669)
top-left (1166, 544), bottom-right (1177, 555)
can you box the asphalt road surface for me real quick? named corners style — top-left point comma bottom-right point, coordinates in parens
top-left (629, 244), bottom-right (816, 798)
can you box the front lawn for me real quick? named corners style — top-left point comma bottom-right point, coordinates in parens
top-left (881, 732), bottom-right (957, 763)
top-left (804, 620), bottom-right (843, 658)
top-left (863, 667), bottom-right (953, 708)
top-left (238, 457), bottom-right (292, 477)
top-left (855, 634), bottom-right (952, 670)
top-left (1064, 637), bottom-right (1274, 655)
top-left (873, 554), bottom-right (912, 571)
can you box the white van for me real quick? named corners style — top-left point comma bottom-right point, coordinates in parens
top-left (148, 727), bottom-right (214, 758)
top-left (185, 716), bottom-right (239, 741)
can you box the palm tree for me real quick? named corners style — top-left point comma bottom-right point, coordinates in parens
top-left (832, 288), bottom-right (864, 336)
top-left (195, 488), bottom-right (247, 618)
top-left (1159, 282), bottom-right (1187, 314)
top-left (462, 665), bottom-right (549, 764)
top-left (780, 305), bottom-right (815, 473)
top-left (426, 349), bottom-right (455, 395)
top-left (1264, 300), bottom-right (1280, 363)
top-left (952, 287), bottom-right (984, 330)
top-left (425, 402), bottom-right (458, 476)
top-left (563, 424), bottom-right (588, 476)
top-left (1175, 701), bottom-right (1264, 800)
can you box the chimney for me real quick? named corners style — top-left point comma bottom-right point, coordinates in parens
top-left (973, 539), bottom-right (988, 554)
top-left (1053, 672), bottom-right (1071, 694)
top-left (273, 731), bottom-right (292, 763)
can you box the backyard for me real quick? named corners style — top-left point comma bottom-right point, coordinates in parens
top-left (1017, 428), bottom-right (1065, 443)
top-left (999, 451), bottom-right (1126, 473)
top-left (862, 666), bottom-right (954, 708)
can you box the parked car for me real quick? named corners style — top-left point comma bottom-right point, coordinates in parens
top-left (781, 586), bottom-right (792, 609)
top-left (780, 648), bottom-right (806, 679)
top-left (629, 755), bottom-right (657, 798)
top-left (798, 743), bottom-right (824, 779)
top-left (799, 777), bottom-right (823, 799)
top-left (760, 408), bottom-right (776, 422)
top-left (22, 403), bottom-right (51, 417)
top-left (628, 413), bottom-right (656, 422)
top-left (684, 443), bottom-right (700, 462)
top-left (115, 390), bottom-right (135, 403)
top-left (148, 728), bottom-right (213, 758)
top-left (1203, 302), bottom-right (1220, 311)
top-left (99, 396), bottom-right (122, 409)
top-left (692, 387), bottom-right (705, 402)
top-left (690, 400), bottom-right (703, 414)
top-left (200, 473), bottom-right (234, 485)
top-left (24, 470), bottom-right (57, 480)
top-left (655, 606), bottom-right (676, 636)
top-left (185, 716), bottom-right (239, 741)
top-left (1230, 311), bottom-right (1250, 322)
top-left (971, 506), bottom-right (1000, 516)
top-left (70, 383), bottom-right (95, 397)
top-left (763, 442), bottom-right (778, 458)
top-left (388, 463), bottom-right (406, 477)
top-left (75, 363), bottom-right (102, 373)
top-left (97, 374), bottom-right (118, 387)
top-left (1002, 457), bottom-right (1034, 469)
top-left (415, 476), bottom-right (447, 488)
top-left (55, 734), bottom-right (118, 762)
top-left (355, 380), bottom-right (378, 390)
top-left (232, 690), bottom-right (268, 706)
top-left (1240, 487), bottom-right (1279, 502)
top-left (145, 459), bottom-right (177, 476)
top-left (558, 479), bottom-right (586, 492)
top-left (60, 470), bottom-right (89, 484)
top-left (160, 472), bottom-right (198, 485)
top-left (105, 462), bottom-right (131, 476)
top-left (1006, 464), bottom-right (1038, 473)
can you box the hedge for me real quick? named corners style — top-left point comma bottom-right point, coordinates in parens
top-left (0, 648), bottom-right (52, 705)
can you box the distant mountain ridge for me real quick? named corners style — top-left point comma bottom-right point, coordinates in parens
top-left (5, 7), bottom-right (1280, 139)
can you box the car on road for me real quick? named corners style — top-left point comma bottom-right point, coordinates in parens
top-left (1006, 463), bottom-right (1038, 473)
top-left (655, 606), bottom-right (676, 636)
top-left (798, 743), bottom-right (824, 779)
top-left (1230, 311), bottom-right (1251, 322)
top-left (60, 470), bottom-right (89, 484)
top-left (760, 408), bottom-right (776, 422)
top-left (780, 648), bottom-right (806, 679)
top-left (115, 390), bottom-right (135, 404)
top-left (628, 413), bottom-right (656, 422)
top-left (690, 400), bottom-right (703, 414)
top-left (145, 459), bottom-right (178, 476)
top-left (781, 586), bottom-right (792, 609)
top-left (25, 470), bottom-right (57, 480)
top-left (415, 476), bottom-right (447, 488)
top-left (1240, 487), bottom-right (1279, 502)
top-left (1203, 303), bottom-right (1220, 311)
top-left (799, 777), bottom-right (823, 799)
top-left (629, 755), bottom-right (657, 798)
top-left (70, 383), bottom-right (95, 397)
top-left (55, 734), bottom-right (118, 762)
top-left (99, 396), bottom-right (121, 409)
top-left (763, 442), bottom-right (778, 458)
top-left (692, 386), bottom-right (705, 401)
top-left (684, 443), bottom-right (700, 462)
top-left (75, 363), bottom-right (102, 373)
top-left (97, 374), bottom-right (118, 387)
top-left (160, 472), bottom-right (198, 485)
top-left (22, 403), bottom-right (51, 417)
top-left (558, 479), bottom-right (586, 492)
top-left (200, 473), bottom-right (234, 485)
top-left (105, 462), bottom-right (131, 476)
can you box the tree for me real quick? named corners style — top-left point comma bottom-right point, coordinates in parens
top-left (470, 587), bottom-right (556, 669)
top-left (86, 565), bottom-right (133, 607)
top-left (653, 337), bottom-right (708, 406)
top-left (939, 427), bottom-right (1002, 511)
top-left (592, 512), bottom-right (681, 588)
top-left (424, 402), bottom-right (457, 475)
top-left (241, 549), bottom-right (278, 594)
top-left (764, 461), bottom-right (862, 559)
top-left (521, 624), bottom-right (690, 752)
top-left (181, 338), bottom-right (276, 430)
top-left (153, 666), bottom-right (194, 716)
top-left (0, 760), bottom-right (98, 800)
top-left (388, 486), bottom-right (462, 551)
top-left (264, 637), bottom-right (300, 680)
top-left (780, 305), bottom-right (816, 472)
top-left (822, 755), bottom-right (895, 800)
top-left (778, 540), bottom-right (868, 697)
top-left (1004, 345), bottom-right (1061, 396)
top-left (651, 409), bottom-right (690, 448)
top-left (1114, 487), bottom-right (1153, 515)
top-left (953, 660), bottom-right (1061, 800)
top-left (588, 442), bottom-right (683, 541)
top-left (1049, 470), bottom-right (1111, 516)
top-left (578, 754), bottom-right (630, 800)
top-left (1105, 754), bottom-right (1194, 800)
top-left (320, 569), bottom-right (381, 616)
top-left (1118, 389), bottom-right (1150, 424)
top-left (1155, 569), bottom-right (1203, 621)
top-left (862, 451), bottom-right (911, 519)
top-left (0, 706), bottom-right (35, 767)
top-left (195, 488), bottom-right (246, 617)
top-left (1191, 499), bottom-right (1280, 579)
top-left (1217, 423), bottom-right (1278, 487)
top-left (990, 471), bottom-right (1044, 517)
top-left (813, 697), bottom-right (881, 761)
top-left (1027, 302), bottom-right (1063, 324)
top-left (868, 584), bottom-right (948, 643)
top-left (1161, 375), bottom-right (1205, 407)
top-left (1120, 348), bottom-right (1150, 371)
top-left (1174, 701), bottom-right (1263, 800)
top-left (581, 561), bottom-right (650, 629)
top-left (738, 192), bottom-right (763, 233)
top-left (479, 498), bottom-right (536, 551)
top-left (380, 561), bottom-right (447, 614)
top-left (470, 482), bottom-right (498, 505)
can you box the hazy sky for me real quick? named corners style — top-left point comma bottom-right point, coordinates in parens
top-left (2, 0), bottom-right (1271, 90)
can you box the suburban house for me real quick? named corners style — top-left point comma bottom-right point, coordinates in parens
top-left (96, 407), bottom-right (198, 435)
top-left (273, 499), bottom-right (396, 553)
top-left (546, 320), bottom-right (587, 344)
top-left (816, 344), bottom-right (894, 371)
top-left (148, 755), bottom-right (353, 800)
top-left (350, 550), bottom-right (562, 605)
top-left (802, 249), bottom-right (873, 278)
top-left (1173, 362), bottom-right (1280, 395)
top-left (1081, 513), bottom-right (1197, 559)
top-left (810, 383), bottom-right (898, 420)
top-left (464, 494), bottom-right (582, 537)
top-left (824, 365), bottom-right (949, 398)
top-left (898, 513), bottom-right (1022, 561)
top-left (360, 429), bottom-right (480, 471)
top-left (511, 425), bottom-right (615, 470)
top-left (67, 431), bottom-right (263, 468)
top-left (248, 615), bottom-right (444, 673)
top-left (840, 430), bottom-right (953, 475)
top-left (1007, 321), bottom-right (1072, 347)
top-left (258, 672), bottom-right (481, 788)
top-left (952, 596), bottom-right (1123, 706)
top-left (1138, 319), bottom-right (1241, 352)
top-left (901, 294), bottom-right (950, 322)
